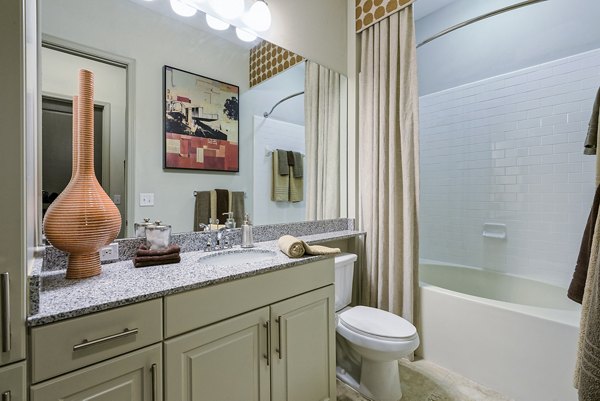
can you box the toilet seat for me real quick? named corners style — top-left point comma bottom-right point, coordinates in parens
top-left (339, 306), bottom-right (417, 340)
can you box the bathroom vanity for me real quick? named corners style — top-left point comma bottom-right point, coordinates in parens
top-left (25, 224), bottom-right (364, 401)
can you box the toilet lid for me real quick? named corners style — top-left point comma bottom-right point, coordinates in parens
top-left (339, 306), bottom-right (417, 339)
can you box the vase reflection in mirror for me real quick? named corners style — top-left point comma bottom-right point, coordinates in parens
top-left (43, 69), bottom-right (121, 279)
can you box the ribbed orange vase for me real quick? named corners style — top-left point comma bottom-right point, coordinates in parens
top-left (43, 69), bottom-right (121, 279)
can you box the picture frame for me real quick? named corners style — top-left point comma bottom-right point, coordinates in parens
top-left (163, 65), bottom-right (239, 172)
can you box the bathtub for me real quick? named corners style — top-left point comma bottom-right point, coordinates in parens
top-left (418, 261), bottom-right (581, 401)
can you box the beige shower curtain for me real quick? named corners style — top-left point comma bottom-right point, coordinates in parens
top-left (358, 6), bottom-right (420, 323)
top-left (305, 61), bottom-right (341, 220)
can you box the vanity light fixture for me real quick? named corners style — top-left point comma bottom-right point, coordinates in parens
top-left (209, 0), bottom-right (245, 20)
top-left (243, 0), bottom-right (271, 32)
top-left (235, 27), bottom-right (257, 42)
top-left (206, 14), bottom-right (230, 30)
top-left (170, 0), bottom-right (197, 17)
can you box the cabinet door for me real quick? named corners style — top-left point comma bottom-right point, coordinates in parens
top-left (30, 344), bottom-right (162, 401)
top-left (165, 307), bottom-right (270, 401)
top-left (0, 362), bottom-right (26, 401)
top-left (271, 286), bottom-right (336, 401)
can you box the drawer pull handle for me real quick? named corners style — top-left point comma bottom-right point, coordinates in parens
top-left (1, 272), bottom-right (10, 353)
top-left (276, 316), bottom-right (282, 359)
top-left (73, 327), bottom-right (139, 351)
top-left (263, 321), bottom-right (270, 366)
top-left (2, 391), bottom-right (11, 401)
top-left (151, 363), bottom-right (158, 401)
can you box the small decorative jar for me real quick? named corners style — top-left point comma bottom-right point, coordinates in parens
top-left (145, 221), bottom-right (172, 250)
top-left (134, 218), bottom-right (152, 238)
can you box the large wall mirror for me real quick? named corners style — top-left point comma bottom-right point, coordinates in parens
top-left (39, 0), bottom-right (348, 239)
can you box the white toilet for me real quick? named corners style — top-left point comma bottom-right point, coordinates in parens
top-left (334, 253), bottom-right (419, 401)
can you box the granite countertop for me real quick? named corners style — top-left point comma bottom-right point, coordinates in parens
top-left (29, 230), bottom-right (365, 327)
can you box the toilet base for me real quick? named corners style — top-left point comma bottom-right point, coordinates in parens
top-left (359, 358), bottom-right (402, 401)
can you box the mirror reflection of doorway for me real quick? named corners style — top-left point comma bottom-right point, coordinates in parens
top-left (41, 97), bottom-right (104, 216)
top-left (41, 44), bottom-right (128, 238)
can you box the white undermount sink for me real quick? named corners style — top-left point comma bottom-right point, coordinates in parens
top-left (198, 248), bottom-right (279, 267)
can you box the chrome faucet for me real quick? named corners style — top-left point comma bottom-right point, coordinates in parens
top-left (201, 219), bottom-right (234, 252)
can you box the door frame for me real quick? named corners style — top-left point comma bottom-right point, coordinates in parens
top-left (40, 34), bottom-right (136, 239)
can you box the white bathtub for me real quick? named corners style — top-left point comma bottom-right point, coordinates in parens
top-left (418, 261), bottom-right (581, 401)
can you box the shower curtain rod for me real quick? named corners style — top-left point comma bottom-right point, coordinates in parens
top-left (416, 0), bottom-right (549, 48)
top-left (263, 91), bottom-right (304, 118)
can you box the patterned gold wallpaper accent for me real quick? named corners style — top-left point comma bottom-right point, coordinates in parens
top-left (249, 40), bottom-right (305, 88)
top-left (355, 0), bottom-right (413, 33)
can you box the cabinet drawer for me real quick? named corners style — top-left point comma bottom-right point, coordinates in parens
top-left (164, 258), bottom-right (334, 338)
top-left (31, 299), bottom-right (162, 383)
top-left (31, 344), bottom-right (162, 401)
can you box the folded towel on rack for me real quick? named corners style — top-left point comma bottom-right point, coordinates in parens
top-left (272, 151), bottom-right (289, 201)
top-left (215, 189), bottom-right (229, 222)
top-left (277, 149), bottom-right (289, 175)
top-left (210, 190), bottom-right (217, 222)
top-left (289, 166), bottom-right (303, 202)
top-left (277, 235), bottom-right (341, 258)
top-left (584, 88), bottom-right (600, 155)
top-left (231, 191), bottom-right (245, 227)
top-left (194, 191), bottom-right (211, 230)
top-left (292, 151), bottom-right (303, 178)
top-left (569, 185), bottom-right (600, 303)
top-left (287, 151), bottom-right (295, 167)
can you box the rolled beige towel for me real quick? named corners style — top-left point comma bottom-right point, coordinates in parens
top-left (278, 235), bottom-right (305, 258)
top-left (278, 235), bottom-right (342, 257)
top-left (302, 241), bottom-right (341, 255)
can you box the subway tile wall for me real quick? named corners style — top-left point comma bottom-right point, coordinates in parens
top-left (419, 48), bottom-right (600, 287)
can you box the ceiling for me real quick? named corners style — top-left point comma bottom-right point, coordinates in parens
top-left (414, 0), bottom-right (457, 20)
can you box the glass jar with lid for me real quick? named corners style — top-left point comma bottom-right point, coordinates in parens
top-left (145, 220), bottom-right (172, 250)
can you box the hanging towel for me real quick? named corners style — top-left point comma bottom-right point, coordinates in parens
top-left (569, 185), bottom-right (600, 303)
top-left (584, 88), bottom-right (600, 155)
top-left (231, 191), bottom-right (245, 227)
top-left (292, 151), bottom-right (303, 178)
top-left (194, 191), bottom-right (211, 231)
top-left (577, 258), bottom-right (600, 398)
top-left (277, 149), bottom-right (289, 175)
top-left (287, 151), bottom-right (295, 167)
top-left (272, 151), bottom-right (289, 201)
top-left (215, 189), bottom-right (229, 222)
top-left (575, 207), bottom-right (600, 388)
top-left (210, 190), bottom-right (217, 222)
top-left (289, 165), bottom-right (304, 202)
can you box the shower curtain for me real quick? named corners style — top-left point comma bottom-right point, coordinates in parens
top-left (305, 61), bottom-right (341, 220)
top-left (357, 6), bottom-right (420, 323)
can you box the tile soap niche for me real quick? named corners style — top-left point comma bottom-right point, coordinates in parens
top-left (482, 223), bottom-right (507, 240)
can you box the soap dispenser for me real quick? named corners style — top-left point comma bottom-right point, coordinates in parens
top-left (222, 212), bottom-right (236, 229)
top-left (241, 214), bottom-right (254, 248)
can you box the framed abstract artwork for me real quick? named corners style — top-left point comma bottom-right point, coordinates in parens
top-left (163, 65), bottom-right (239, 172)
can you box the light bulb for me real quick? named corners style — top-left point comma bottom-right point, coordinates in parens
top-left (170, 0), bottom-right (197, 17)
top-left (235, 27), bottom-right (257, 42)
top-left (243, 0), bottom-right (271, 32)
top-left (209, 0), bottom-right (244, 20)
top-left (206, 14), bottom-right (230, 30)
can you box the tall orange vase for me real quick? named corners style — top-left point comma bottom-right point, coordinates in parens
top-left (43, 69), bottom-right (121, 279)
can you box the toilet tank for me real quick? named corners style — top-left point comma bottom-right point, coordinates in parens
top-left (334, 253), bottom-right (358, 312)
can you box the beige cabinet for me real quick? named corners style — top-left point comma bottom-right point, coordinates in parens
top-left (165, 285), bottom-right (335, 401)
top-left (30, 344), bottom-right (162, 401)
top-left (0, 362), bottom-right (26, 401)
top-left (165, 307), bottom-right (270, 401)
top-left (271, 286), bottom-right (335, 401)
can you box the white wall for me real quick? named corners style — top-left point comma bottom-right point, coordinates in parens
top-left (41, 47), bottom-right (128, 237)
top-left (240, 63), bottom-right (306, 224)
top-left (420, 47), bottom-right (599, 287)
top-left (263, 0), bottom-right (348, 75)
top-left (416, 0), bottom-right (600, 95)
top-left (252, 117), bottom-right (306, 225)
top-left (41, 0), bottom-right (250, 234)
